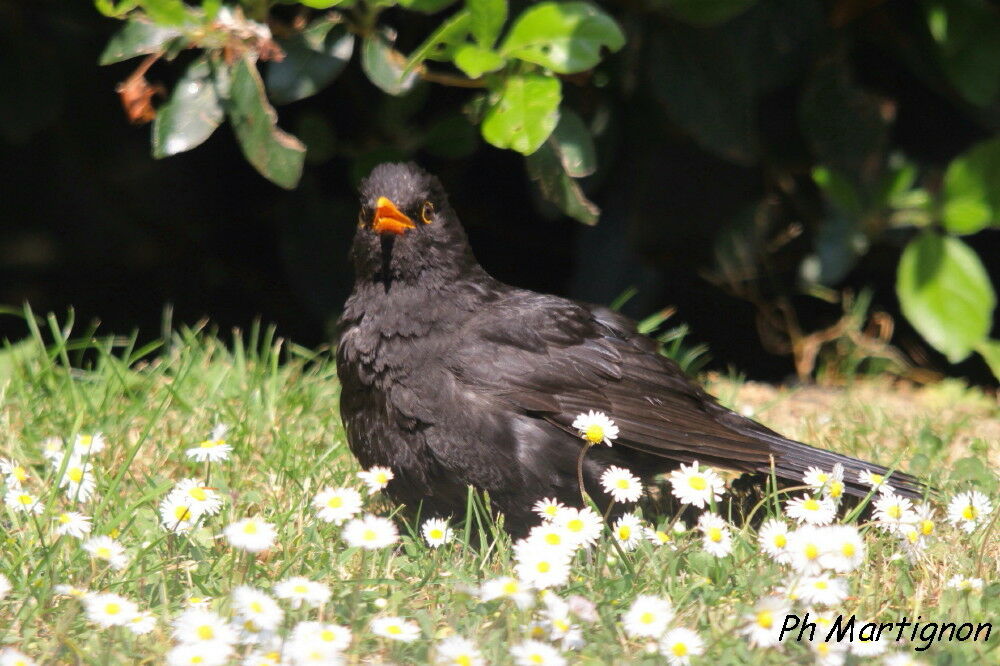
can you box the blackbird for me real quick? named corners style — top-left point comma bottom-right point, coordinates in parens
top-left (337, 162), bottom-right (922, 534)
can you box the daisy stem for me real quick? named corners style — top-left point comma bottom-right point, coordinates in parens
top-left (575, 442), bottom-right (593, 505)
top-left (205, 461), bottom-right (212, 487)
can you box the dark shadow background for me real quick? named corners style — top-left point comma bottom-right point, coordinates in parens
top-left (1, 0), bottom-right (997, 383)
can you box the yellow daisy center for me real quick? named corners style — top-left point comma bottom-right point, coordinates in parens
top-left (757, 610), bottom-right (773, 628)
top-left (197, 625), bottom-right (214, 640)
top-left (887, 505), bottom-right (902, 519)
top-left (327, 496), bottom-right (343, 508)
top-left (189, 488), bottom-right (208, 502)
top-left (293, 584), bottom-right (308, 594)
top-left (616, 478), bottom-right (630, 489)
top-left (814, 580), bottom-right (828, 590)
top-left (58, 513), bottom-right (71, 524)
top-left (363, 529), bottom-right (377, 541)
top-left (13, 466), bottom-right (27, 482)
top-left (536, 561), bottom-right (551, 573)
top-left (456, 656), bottom-right (472, 666)
top-left (640, 611), bottom-right (655, 624)
top-left (773, 534), bottom-right (787, 548)
top-left (803, 499), bottom-right (820, 511)
top-left (174, 506), bottom-right (192, 521)
top-left (920, 519), bottom-right (934, 535)
top-left (543, 505), bottom-right (558, 516)
top-left (618, 526), bottom-right (632, 540)
top-left (105, 603), bottom-right (121, 615)
top-left (199, 439), bottom-right (223, 448)
top-left (672, 642), bottom-right (688, 657)
top-left (502, 581), bottom-right (519, 595)
top-left (584, 424), bottom-right (605, 443)
top-left (17, 494), bottom-right (33, 505)
top-left (79, 435), bottom-right (92, 445)
top-left (841, 543), bottom-right (855, 557)
top-left (962, 505), bottom-right (978, 520)
top-left (870, 473), bottom-right (883, 484)
top-left (804, 544), bottom-right (819, 559)
top-left (68, 467), bottom-right (84, 482)
top-left (243, 522), bottom-right (258, 534)
top-left (431, 529), bottom-right (445, 540)
top-left (374, 472), bottom-right (388, 485)
top-left (387, 625), bottom-right (402, 635)
top-left (688, 475), bottom-right (707, 491)
top-left (320, 630), bottom-right (335, 642)
top-left (96, 546), bottom-right (112, 558)
top-left (250, 601), bottom-right (263, 613)
top-left (828, 481), bottom-right (843, 498)
top-left (707, 527), bottom-right (723, 543)
top-left (567, 519), bottom-right (583, 532)
top-left (191, 657), bottom-right (204, 664)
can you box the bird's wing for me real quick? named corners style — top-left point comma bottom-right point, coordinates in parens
top-left (445, 291), bottom-right (924, 496)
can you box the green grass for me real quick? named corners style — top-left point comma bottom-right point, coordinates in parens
top-left (0, 311), bottom-right (997, 665)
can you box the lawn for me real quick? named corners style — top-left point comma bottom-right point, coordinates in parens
top-left (0, 314), bottom-right (997, 665)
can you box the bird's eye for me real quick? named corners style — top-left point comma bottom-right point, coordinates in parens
top-left (421, 201), bottom-right (434, 224)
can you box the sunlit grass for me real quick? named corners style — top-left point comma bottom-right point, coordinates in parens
top-left (0, 309), bottom-right (997, 665)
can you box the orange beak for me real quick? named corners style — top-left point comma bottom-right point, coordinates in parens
top-left (372, 197), bottom-right (415, 235)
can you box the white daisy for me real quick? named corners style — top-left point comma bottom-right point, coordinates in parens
top-left (798, 574), bottom-right (848, 606)
top-left (526, 521), bottom-right (579, 552)
top-left (479, 576), bottom-right (534, 609)
top-left (83, 592), bottom-right (138, 627)
top-left (803, 466), bottom-right (833, 490)
top-left (882, 653), bottom-right (928, 666)
top-left (284, 639), bottom-right (341, 665)
top-left (873, 493), bottom-right (917, 533)
top-left (53, 511), bottom-right (92, 539)
top-left (0, 458), bottom-right (30, 488)
top-left (668, 461), bottom-right (725, 508)
top-left (757, 519), bottom-right (792, 564)
top-left (945, 575), bottom-right (984, 591)
top-left (370, 615), bottom-right (420, 642)
top-left (82, 535), bottom-right (129, 570)
top-left (0, 648), bottom-right (36, 666)
top-left (241, 649), bottom-right (284, 666)
top-left (552, 506), bottom-right (603, 547)
top-left (659, 627), bottom-right (704, 665)
top-left (510, 639), bottom-right (566, 666)
top-left (172, 608), bottom-right (238, 645)
top-left (913, 503), bottom-right (937, 538)
top-left (858, 469), bottom-right (892, 493)
top-left (290, 620), bottom-right (352, 652)
top-left (232, 586), bottom-right (284, 631)
top-left (274, 576), bottom-right (331, 609)
top-left (811, 637), bottom-right (849, 666)
top-left (356, 466), bottom-right (394, 493)
top-left (341, 514), bottom-right (398, 550)
top-left (849, 620), bottom-right (890, 656)
top-left (786, 526), bottom-right (826, 575)
top-left (159, 495), bottom-right (200, 533)
top-left (740, 596), bottom-right (789, 647)
top-left (126, 611), bottom-right (157, 635)
top-left (514, 541), bottom-right (572, 588)
top-left (571, 410), bottom-right (619, 446)
top-left (600, 466), bottom-right (643, 503)
top-left (818, 525), bottom-right (865, 573)
top-left (533, 497), bottom-right (565, 521)
top-left (165, 642), bottom-right (232, 666)
top-left (434, 635), bottom-right (483, 666)
top-left (57, 458), bottom-right (96, 502)
top-left (784, 494), bottom-right (836, 525)
top-left (946, 490), bottom-right (992, 533)
top-left (4, 488), bottom-right (42, 514)
top-left (186, 424), bottom-right (233, 462)
top-left (622, 595), bottom-right (674, 638)
top-left (421, 517), bottom-right (454, 547)
top-left (224, 517), bottom-right (277, 553)
top-left (312, 487), bottom-right (363, 525)
top-left (168, 479), bottom-right (223, 516)
top-left (611, 513), bottom-right (644, 551)
top-left (185, 596), bottom-right (213, 608)
top-left (697, 512), bottom-right (732, 558)
top-left (54, 583), bottom-right (88, 598)
top-left (71, 433), bottom-right (106, 457)
top-left (0, 574), bottom-right (10, 601)
top-left (645, 526), bottom-right (674, 547)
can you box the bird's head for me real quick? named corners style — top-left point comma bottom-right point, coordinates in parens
top-left (353, 162), bottom-right (476, 288)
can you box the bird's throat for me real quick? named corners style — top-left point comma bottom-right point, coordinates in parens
top-left (379, 235), bottom-right (395, 292)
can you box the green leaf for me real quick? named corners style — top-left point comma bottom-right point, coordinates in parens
top-left (266, 20), bottom-right (355, 105)
top-left (500, 1), bottom-right (624, 74)
top-left (526, 141), bottom-right (600, 224)
top-left (975, 339), bottom-right (1000, 380)
top-left (453, 44), bottom-right (506, 78)
top-left (547, 108), bottom-right (595, 177)
top-left (942, 135), bottom-right (1000, 234)
top-left (299, 0), bottom-right (352, 7)
top-left (153, 56), bottom-right (223, 158)
top-left (99, 18), bottom-right (183, 65)
top-left (362, 33), bottom-right (419, 96)
top-left (467, 0), bottom-right (507, 47)
top-left (896, 232), bottom-right (996, 363)
top-left (405, 10), bottom-right (472, 70)
top-left (481, 73), bottom-right (561, 155)
top-left (665, 0), bottom-right (757, 25)
top-left (227, 57), bottom-right (306, 189)
top-left (812, 167), bottom-right (862, 216)
top-left (140, 0), bottom-right (189, 25)
top-left (94, 0), bottom-right (139, 18)
top-left (399, 0), bottom-right (458, 13)
top-left (924, 0), bottom-right (1000, 107)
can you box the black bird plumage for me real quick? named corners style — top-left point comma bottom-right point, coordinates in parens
top-left (337, 163), bottom-right (923, 534)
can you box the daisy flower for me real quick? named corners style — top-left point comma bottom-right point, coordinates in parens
top-left (232, 586), bottom-right (284, 632)
top-left (849, 621), bottom-right (890, 657)
top-left (758, 519), bottom-right (791, 564)
top-left (784, 494), bottom-right (836, 525)
top-left (803, 466), bottom-right (834, 491)
top-left (0, 574), bottom-right (10, 600)
top-left (71, 433), bottom-right (106, 457)
top-left (571, 410), bottom-right (619, 446)
top-left (290, 620), bottom-right (352, 653)
top-left (356, 466), bottom-right (394, 493)
top-left (913, 503), bottom-right (937, 538)
top-left (479, 576), bottom-right (534, 609)
top-left (83, 535), bottom-right (129, 570)
top-left (514, 542), bottom-right (572, 588)
top-left (54, 583), bottom-right (88, 598)
top-left (786, 526), bottom-right (826, 575)
top-left (186, 424), bottom-right (233, 463)
top-left (882, 654), bottom-right (928, 666)
top-left (4, 488), bottom-right (42, 514)
top-left (611, 513), bottom-right (644, 551)
top-left (659, 627), bottom-right (704, 665)
top-left (126, 611), bottom-right (157, 635)
top-left (740, 596), bottom-right (789, 647)
top-left (510, 640), bottom-right (566, 666)
top-left (370, 616), bottom-right (420, 642)
top-left (0, 649), bottom-right (36, 666)
top-left (54, 511), bottom-right (92, 539)
top-left (165, 643), bottom-right (232, 666)
top-left (600, 466), bottom-right (643, 503)
top-left (0, 458), bottom-right (29, 488)
top-left (57, 458), bottom-right (96, 502)
top-left (622, 595), bottom-right (674, 638)
top-left (421, 517), bottom-right (454, 547)
top-left (434, 635), bottom-right (483, 666)
top-left (797, 575), bottom-right (848, 606)
top-left (274, 576), bottom-right (331, 609)
top-left (645, 526), bottom-right (674, 547)
top-left (858, 469), bottom-right (893, 493)
top-left (811, 637), bottom-right (849, 666)
top-left (946, 490), bottom-right (992, 533)
top-left (172, 608), bottom-right (238, 646)
top-left (552, 506), bottom-right (603, 547)
top-left (533, 497), bottom-right (565, 521)
top-left (168, 479), bottom-right (223, 516)
top-left (224, 517), bottom-right (277, 553)
top-left (697, 512), bottom-right (732, 558)
top-left (159, 495), bottom-right (200, 533)
top-left (185, 596), bottom-right (213, 608)
top-left (312, 487), bottom-right (363, 525)
top-left (341, 514), bottom-right (398, 550)
top-left (873, 493), bottom-right (917, 533)
top-left (668, 461), bottom-right (725, 509)
top-left (526, 521), bottom-right (578, 552)
top-left (818, 525), bottom-right (866, 573)
top-left (945, 575), bottom-right (984, 591)
top-left (83, 592), bottom-right (138, 627)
